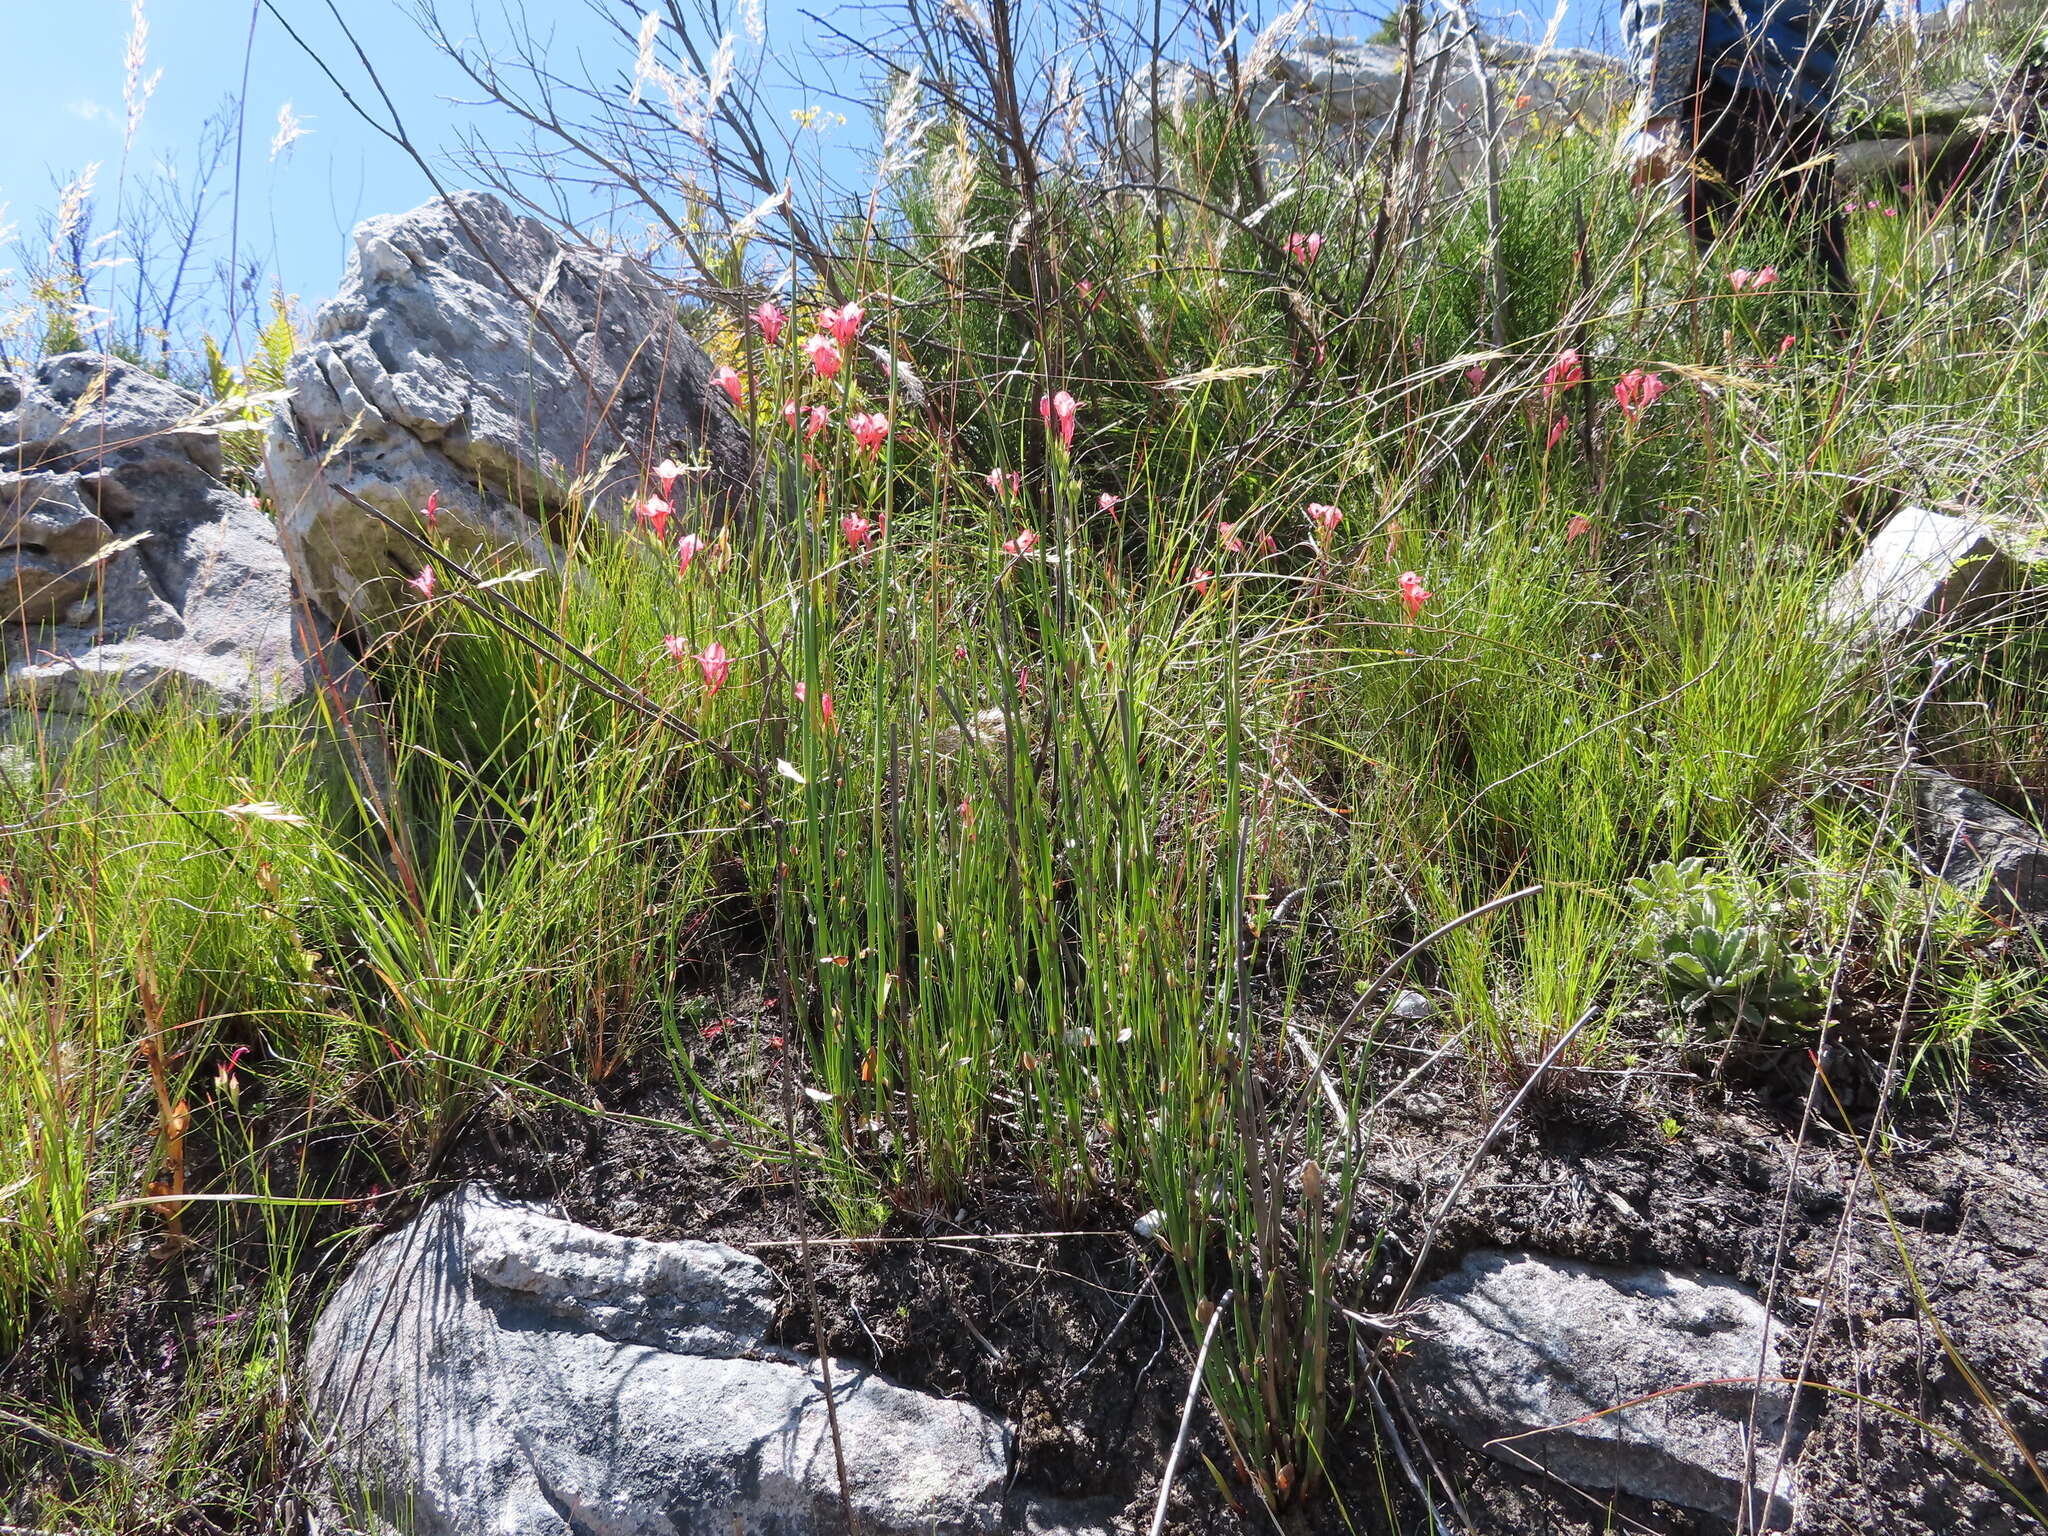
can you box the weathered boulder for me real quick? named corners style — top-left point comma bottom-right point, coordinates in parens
top-left (1121, 33), bottom-right (1627, 191)
top-left (0, 353), bottom-right (325, 717)
top-left (305, 1186), bottom-right (1055, 1536)
top-left (1912, 767), bottom-right (2048, 919)
top-left (263, 190), bottom-right (751, 630)
top-left (1823, 503), bottom-right (2041, 645)
top-left (1403, 1249), bottom-right (1804, 1526)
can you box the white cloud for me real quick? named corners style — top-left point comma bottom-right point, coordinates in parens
top-left (66, 99), bottom-right (112, 124)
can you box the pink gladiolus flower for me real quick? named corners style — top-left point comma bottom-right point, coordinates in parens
top-left (1286, 231), bottom-right (1325, 266)
top-left (676, 531), bottom-right (707, 576)
top-left (806, 405), bottom-right (831, 442)
top-left (698, 642), bottom-right (730, 696)
top-left (711, 365), bottom-right (743, 406)
top-left (1883, 208), bottom-right (1897, 218)
top-left (1098, 491), bottom-right (1121, 515)
top-left (822, 301), bottom-right (864, 349)
top-left (1397, 570), bottom-right (1431, 621)
top-left (1193, 568), bottom-right (1213, 596)
top-left (782, 400), bottom-right (800, 431)
top-left (1307, 502), bottom-right (1342, 535)
top-left (1751, 265), bottom-right (1780, 289)
top-left (1258, 530), bottom-right (1279, 556)
top-left (638, 496), bottom-right (673, 541)
top-left (664, 635), bottom-right (690, 664)
top-left (1464, 365), bottom-right (1488, 393)
top-left (1728, 268), bottom-right (1753, 291)
top-left (1613, 368), bottom-right (1667, 423)
top-left (841, 513), bottom-right (876, 551)
top-left (796, 683), bottom-right (836, 730)
top-left (408, 566), bottom-right (436, 600)
top-left (753, 300), bottom-right (786, 345)
top-left (421, 490), bottom-right (439, 532)
top-left (1038, 390), bottom-right (1078, 450)
top-left (656, 457), bottom-right (684, 496)
top-left (849, 411), bottom-right (890, 454)
top-left (1218, 521), bottom-right (1243, 553)
top-left (1547, 413), bottom-right (1570, 450)
top-left (1543, 348), bottom-right (1585, 403)
top-left (803, 335), bottom-right (843, 379)
top-left (1002, 528), bottom-right (1040, 556)
top-left (988, 468), bottom-right (1021, 498)
top-left (1565, 514), bottom-right (1593, 544)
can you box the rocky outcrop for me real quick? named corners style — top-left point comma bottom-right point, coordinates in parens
top-left (264, 191), bottom-right (752, 629)
top-left (305, 1186), bottom-right (1090, 1536)
top-left (1121, 33), bottom-right (1627, 190)
top-left (1403, 1249), bottom-right (1805, 1526)
top-left (0, 353), bottom-right (327, 717)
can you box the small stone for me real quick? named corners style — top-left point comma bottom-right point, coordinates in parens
top-left (1400, 1092), bottom-right (1446, 1122)
top-left (1403, 1249), bottom-right (1804, 1526)
top-left (1390, 989), bottom-right (1435, 1021)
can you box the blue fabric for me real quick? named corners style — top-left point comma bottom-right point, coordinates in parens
top-left (1701, 0), bottom-right (1840, 113)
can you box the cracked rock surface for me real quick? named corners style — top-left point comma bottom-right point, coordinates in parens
top-left (306, 1186), bottom-right (1075, 1536)
top-left (0, 353), bottom-right (323, 717)
top-left (1402, 1248), bottom-right (1805, 1527)
top-left (263, 190), bottom-right (752, 629)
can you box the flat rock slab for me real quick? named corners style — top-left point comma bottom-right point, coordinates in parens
top-left (1, 354), bottom-right (329, 717)
top-left (264, 190), bottom-right (751, 629)
top-left (1403, 1250), bottom-right (1803, 1527)
top-left (306, 1186), bottom-right (1037, 1536)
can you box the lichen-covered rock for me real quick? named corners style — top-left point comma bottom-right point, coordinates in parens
top-left (263, 191), bottom-right (752, 629)
top-left (0, 353), bottom-right (324, 717)
top-left (305, 1186), bottom-right (1025, 1536)
top-left (1403, 1249), bottom-right (1804, 1526)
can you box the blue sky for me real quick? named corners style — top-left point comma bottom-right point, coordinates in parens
top-left (0, 0), bottom-right (1632, 370)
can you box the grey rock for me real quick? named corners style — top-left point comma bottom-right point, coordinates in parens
top-left (1835, 133), bottom-right (1951, 182)
top-left (264, 191), bottom-right (752, 629)
top-left (1403, 1249), bottom-right (1804, 1526)
top-left (1823, 504), bottom-right (2037, 645)
top-left (1, 472), bottom-right (113, 622)
top-left (1121, 33), bottom-right (1626, 191)
top-left (306, 1186), bottom-right (1032, 1536)
top-left (1389, 988), bottom-right (1436, 1021)
top-left (1912, 767), bottom-right (2048, 918)
top-left (0, 353), bottom-right (330, 716)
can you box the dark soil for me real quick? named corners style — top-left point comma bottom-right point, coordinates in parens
top-left (5, 989), bottom-right (2046, 1536)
